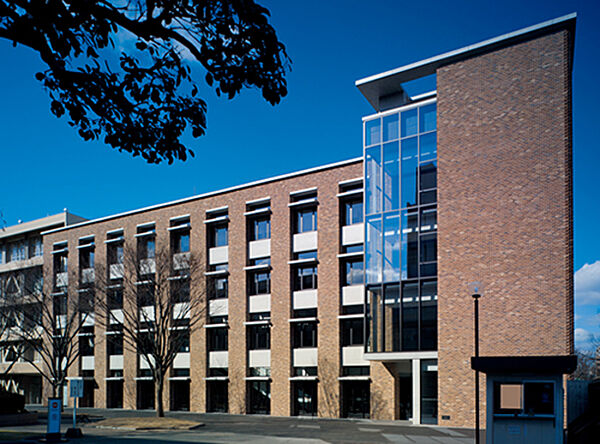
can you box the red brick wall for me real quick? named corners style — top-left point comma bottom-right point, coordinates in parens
top-left (436, 29), bottom-right (574, 428)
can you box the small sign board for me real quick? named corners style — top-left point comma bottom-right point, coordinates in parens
top-left (47, 397), bottom-right (61, 434)
top-left (70, 378), bottom-right (84, 398)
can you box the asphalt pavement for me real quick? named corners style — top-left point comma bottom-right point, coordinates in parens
top-left (1, 406), bottom-right (479, 443)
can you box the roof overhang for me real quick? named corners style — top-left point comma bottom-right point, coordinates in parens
top-left (471, 355), bottom-right (577, 375)
top-left (356, 13), bottom-right (577, 111)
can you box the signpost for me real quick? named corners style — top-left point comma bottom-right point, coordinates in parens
top-left (66, 378), bottom-right (84, 438)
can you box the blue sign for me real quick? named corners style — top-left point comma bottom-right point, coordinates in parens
top-left (47, 397), bottom-right (61, 434)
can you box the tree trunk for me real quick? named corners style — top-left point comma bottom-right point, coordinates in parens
top-left (156, 376), bottom-right (164, 417)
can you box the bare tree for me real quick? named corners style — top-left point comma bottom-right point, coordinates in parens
top-left (574, 345), bottom-right (599, 381)
top-left (0, 267), bottom-right (89, 399)
top-left (95, 242), bottom-right (204, 417)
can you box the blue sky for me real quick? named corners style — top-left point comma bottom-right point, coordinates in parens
top-left (1, 1), bottom-right (598, 348)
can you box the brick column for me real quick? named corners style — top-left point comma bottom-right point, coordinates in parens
top-left (270, 186), bottom-right (292, 416)
top-left (317, 171), bottom-right (342, 418)
top-left (228, 199), bottom-right (247, 414)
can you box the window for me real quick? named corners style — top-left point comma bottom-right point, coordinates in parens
top-left (137, 285), bottom-right (155, 307)
top-left (295, 208), bottom-right (317, 233)
top-left (248, 270), bottom-right (270, 295)
top-left (248, 381), bottom-right (270, 415)
top-left (108, 244), bottom-right (123, 265)
top-left (208, 265), bottom-right (228, 300)
top-left (344, 200), bottom-right (363, 225)
top-left (294, 266), bottom-right (317, 291)
top-left (30, 238), bottom-right (43, 257)
top-left (80, 248), bottom-right (95, 270)
top-left (9, 241), bottom-right (27, 262)
top-left (343, 259), bottom-right (364, 286)
top-left (139, 237), bottom-right (155, 259)
top-left (108, 289), bottom-right (123, 310)
top-left (172, 231), bottom-right (190, 253)
top-left (79, 333), bottom-right (94, 356)
top-left (171, 280), bottom-right (190, 303)
top-left (494, 382), bottom-right (554, 416)
top-left (107, 333), bottom-right (123, 355)
top-left (54, 253), bottom-right (68, 273)
top-left (207, 327), bottom-right (228, 351)
top-left (248, 324), bottom-right (270, 350)
top-left (250, 217), bottom-right (271, 241)
top-left (292, 322), bottom-right (317, 348)
top-left (210, 224), bottom-right (228, 248)
top-left (341, 319), bottom-right (364, 346)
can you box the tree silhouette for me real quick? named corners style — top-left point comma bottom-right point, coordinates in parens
top-left (0, 0), bottom-right (290, 164)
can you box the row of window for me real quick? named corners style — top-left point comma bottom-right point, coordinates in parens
top-left (0, 237), bottom-right (43, 264)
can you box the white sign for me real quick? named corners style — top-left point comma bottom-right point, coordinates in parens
top-left (70, 378), bottom-right (84, 398)
top-left (47, 398), bottom-right (61, 434)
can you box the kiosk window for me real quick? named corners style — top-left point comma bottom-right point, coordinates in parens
top-left (494, 382), bottom-right (554, 416)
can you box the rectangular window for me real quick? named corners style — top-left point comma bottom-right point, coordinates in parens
top-left (382, 113), bottom-right (399, 142)
top-left (208, 267), bottom-right (228, 300)
top-left (383, 212), bottom-right (400, 282)
top-left (248, 324), bottom-right (270, 350)
top-left (344, 259), bottom-right (364, 286)
top-left (210, 224), bottom-right (228, 248)
top-left (108, 244), bottom-right (123, 265)
top-left (30, 238), bottom-right (43, 257)
top-left (344, 200), bottom-right (363, 226)
top-left (207, 327), bottom-right (228, 351)
top-left (292, 322), bottom-right (317, 348)
top-left (365, 145), bottom-right (381, 215)
top-left (383, 141), bottom-right (400, 211)
top-left (250, 217), bottom-right (271, 241)
top-left (365, 215), bottom-right (382, 284)
top-left (295, 208), bottom-right (317, 233)
top-left (108, 334), bottom-right (123, 355)
top-left (401, 137), bottom-right (418, 208)
top-left (248, 381), bottom-right (270, 415)
top-left (401, 108), bottom-right (418, 137)
top-left (248, 270), bottom-right (270, 295)
top-left (401, 210), bottom-right (418, 280)
top-left (402, 282), bottom-right (418, 351)
top-left (365, 118), bottom-right (381, 146)
top-left (294, 266), bottom-right (317, 291)
top-left (341, 318), bottom-right (364, 346)
top-left (80, 248), bottom-right (95, 270)
top-left (172, 232), bottom-right (190, 253)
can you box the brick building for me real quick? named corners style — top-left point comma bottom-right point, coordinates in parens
top-left (36, 14), bottom-right (574, 427)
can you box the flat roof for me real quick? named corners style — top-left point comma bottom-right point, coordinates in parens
top-left (42, 157), bottom-right (362, 236)
top-left (0, 212), bottom-right (86, 240)
top-left (356, 13), bottom-right (577, 111)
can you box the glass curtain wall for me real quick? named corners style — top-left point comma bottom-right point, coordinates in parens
top-left (364, 101), bottom-right (438, 353)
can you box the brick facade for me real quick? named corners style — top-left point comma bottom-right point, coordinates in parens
top-left (436, 30), bottom-right (573, 428)
top-left (42, 160), bottom-right (365, 417)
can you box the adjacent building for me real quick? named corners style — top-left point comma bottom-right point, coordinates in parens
top-left (3, 14), bottom-right (575, 428)
top-left (0, 211), bottom-right (86, 404)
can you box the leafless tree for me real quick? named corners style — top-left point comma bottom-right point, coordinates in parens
top-left (95, 243), bottom-right (205, 417)
top-left (0, 267), bottom-right (89, 398)
top-left (574, 344), bottom-right (600, 381)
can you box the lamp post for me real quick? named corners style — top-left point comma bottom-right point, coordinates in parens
top-left (468, 282), bottom-right (483, 444)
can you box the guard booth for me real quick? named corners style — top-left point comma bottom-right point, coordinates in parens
top-left (471, 355), bottom-right (577, 444)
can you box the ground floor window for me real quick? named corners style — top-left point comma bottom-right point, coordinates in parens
top-left (207, 381), bottom-right (228, 412)
top-left (292, 381), bottom-right (317, 416)
top-left (170, 380), bottom-right (190, 411)
top-left (341, 381), bottom-right (370, 418)
top-left (420, 360), bottom-right (438, 424)
top-left (247, 381), bottom-right (270, 414)
top-left (137, 380), bottom-right (155, 410)
top-left (106, 380), bottom-right (123, 408)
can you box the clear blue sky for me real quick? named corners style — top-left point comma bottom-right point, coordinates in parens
top-left (1, 1), bottom-right (598, 348)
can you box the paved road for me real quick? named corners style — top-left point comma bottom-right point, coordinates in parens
top-left (3, 407), bottom-right (479, 443)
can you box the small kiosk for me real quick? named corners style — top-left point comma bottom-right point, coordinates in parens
top-left (471, 355), bottom-right (576, 444)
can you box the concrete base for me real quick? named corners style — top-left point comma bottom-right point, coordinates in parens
top-left (65, 427), bottom-right (83, 438)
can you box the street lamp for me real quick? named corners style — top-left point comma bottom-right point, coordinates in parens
top-left (468, 281), bottom-right (483, 444)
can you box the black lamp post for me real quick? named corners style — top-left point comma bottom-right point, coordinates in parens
top-left (468, 282), bottom-right (483, 444)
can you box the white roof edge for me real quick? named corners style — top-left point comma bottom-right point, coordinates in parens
top-left (41, 157), bottom-right (362, 236)
top-left (355, 13), bottom-right (577, 87)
